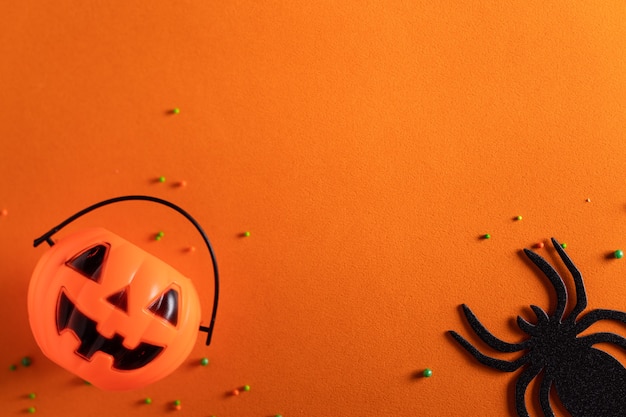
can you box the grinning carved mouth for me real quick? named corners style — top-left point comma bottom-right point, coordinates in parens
top-left (56, 291), bottom-right (164, 371)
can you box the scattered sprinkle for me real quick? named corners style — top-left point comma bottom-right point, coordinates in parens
top-left (28, 393), bottom-right (36, 399)
top-left (243, 231), bottom-right (251, 237)
top-left (200, 357), bottom-right (209, 366)
top-left (158, 176), bottom-right (166, 183)
top-left (9, 364), bottom-right (16, 371)
top-left (187, 246), bottom-right (197, 253)
top-left (84, 380), bottom-right (92, 386)
top-left (482, 234), bottom-right (491, 240)
top-left (243, 384), bottom-right (251, 392)
top-left (515, 215), bottom-right (523, 221)
top-left (173, 399), bottom-right (182, 411)
top-left (534, 242), bottom-right (545, 249)
top-left (561, 243), bottom-right (567, 249)
top-left (144, 397), bottom-right (152, 405)
top-left (585, 198), bottom-right (591, 202)
top-left (615, 250), bottom-right (624, 259)
top-left (173, 400), bottom-right (181, 406)
top-left (0, 208), bottom-right (7, 217)
top-left (21, 357), bottom-right (32, 367)
top-left (172, 108), bottom-right (180, 115)
top-left (177, 180), bottom-right (187, 187)
top-left (27, 407), bottom-right (36, 414)
top-left (231, 389), bottom-right (240, 396)
top-left (423, 368), bottom-right (433, 378)
top-left (155, 231), bottom-right (165, 241)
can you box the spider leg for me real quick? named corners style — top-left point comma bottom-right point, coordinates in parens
top-left (540, 374), bottom-right (556, 417)
top-left (448, 331), bottom-right (528, 372)
top-left (578, 332), bottom-right (626, 349)
top-left (515, 362), bottom-right (544, 417)
top-left (517, 306), bottom-right (549, 334)
top-left (517, 306), bottom-right (551, 336)
top-left (517, 316), bottom-right (536, 335)
top-left (551, 238), bottom-right (587, 323)
top-left (530, 305), bottom-right (549, 324)
top-left (523, 248), bottom-right (567, 322)
top-left (575, 309), bottom-right (626, 334)
top-left (461, 304), bottom-right (532, 352)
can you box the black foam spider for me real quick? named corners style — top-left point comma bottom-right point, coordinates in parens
top-left (449, 238), bottom-right (626, 417)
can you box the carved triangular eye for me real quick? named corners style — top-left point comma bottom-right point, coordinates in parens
top-left (106, 286), bottom-right (129, 313)
top-left (66, 244), bottom-right (109, 282)
top-left (147, 289), bottom-right (179, 326)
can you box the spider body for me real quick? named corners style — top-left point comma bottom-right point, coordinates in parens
top-left (553, 348), bottom-right (626, 415)
top-left (449, 238), bottom-right (626, 417)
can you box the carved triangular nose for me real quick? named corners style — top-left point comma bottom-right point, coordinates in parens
top-left (106, 286), bottom-right (129, 313)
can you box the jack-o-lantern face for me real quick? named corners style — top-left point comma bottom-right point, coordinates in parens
top-left (28, 228), bottom-right (202, 390)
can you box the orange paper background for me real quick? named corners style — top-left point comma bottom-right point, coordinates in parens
top-left (2, 2), bottom-right (626, 416)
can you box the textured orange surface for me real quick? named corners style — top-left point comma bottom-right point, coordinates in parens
top-left (1, 2), bottom-right (626, 416)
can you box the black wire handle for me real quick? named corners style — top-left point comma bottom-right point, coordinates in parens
top-left (33, 195), bottom-right (219, 346)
